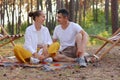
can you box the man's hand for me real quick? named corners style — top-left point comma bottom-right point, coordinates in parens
top-left (76, 49), bottom-right (84, 57)
top-left (39, 55), bottom-right (45, 60)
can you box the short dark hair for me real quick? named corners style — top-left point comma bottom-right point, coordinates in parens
top-left (57, 9), bottom-right (69, 17)
top-left (28, 10), bottom-right (42, 21)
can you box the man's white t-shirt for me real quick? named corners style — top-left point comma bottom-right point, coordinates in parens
top-left (53, 22), bottom-right (83, 51)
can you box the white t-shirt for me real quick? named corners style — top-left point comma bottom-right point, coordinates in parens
top-left (53, 22), bottom-right (83, 51)
top-left (37, 30), bottom-right (43, 45)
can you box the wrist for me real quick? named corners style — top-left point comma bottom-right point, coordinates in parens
top-left (33, 52), bottom-right (39, 58)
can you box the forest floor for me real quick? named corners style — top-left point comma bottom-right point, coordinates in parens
top-left (0, 45), bottom-right (120, 80)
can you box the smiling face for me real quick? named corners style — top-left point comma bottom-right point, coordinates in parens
top-left (35, 11), bottom-right (45, 24)
top-left (56, 13), bottom-right (68, 25)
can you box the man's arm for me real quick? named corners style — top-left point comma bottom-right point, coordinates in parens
top-left (80, 30), bottom-right (88, 49)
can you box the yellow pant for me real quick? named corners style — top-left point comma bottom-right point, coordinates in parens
top-left (14, 45), bottom-right (32, 63)
top-left (13, 42), bottom-right (60, 63)
top-left (48, 42), bottom-right (60, 57)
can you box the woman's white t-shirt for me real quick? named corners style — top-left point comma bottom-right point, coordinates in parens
top-left (37, 30), bottom-right (43, 45)
top-left (24, 24), bottom-right (52, 55)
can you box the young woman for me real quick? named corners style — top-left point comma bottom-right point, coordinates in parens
top-left (14, 10), bottom-right (59, 64)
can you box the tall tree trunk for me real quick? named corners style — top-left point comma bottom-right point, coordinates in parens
top-left (37, 0), bottom-right (39, 10)
top-left (30, 0), bottom-right (33, 11)
top-left (83, 0), bottom-right (86, 27)
top-left (105, 0), bottom-right (109, 31)
top-left (48, 0), bottom-right (52, 12)
top-left (95, 0), bottom-right (98, 22)
top-left (79, 0), bottom-right (83, 25)
top-left (17, 0), bottom-right (22, 34)
top-left (11, 0), bottom-right (15, 35)
top-left (47, 0), bottom-right (52, 31)
top-left (27, 0), bottom-right (30, 25)
top-left (65, 0), bottom-right (69, 10)
top-left (5, 0), bottom-right (11, 33)
top-left (0, 0), bottom-right (2, 24)
top-left (61, 0), bottom-right (64, 8)
top-left (45, 0), bottom-right (49, 28)
top-left (111, 0), bottom-right (118, 34)
top-left (75, 0), bottom-right (79, 23)
top-left (56, 0), bottom-right (61, 10)
top-left (56, 0), bottom-right (64, 10)
top-left (69, 0), bottom-right (75, 21)
top-left (2, 0), bottom-right (5, 27)
top-left (40, 0), bottom-right (43, 10)
top-left (92, 0), bottom-right (95, 21)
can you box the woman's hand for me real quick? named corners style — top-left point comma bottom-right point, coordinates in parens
top-left (42, 44), bottom-right (49, 57)
top-left (33, 52), bottom-right (45, 60)
top-left (37, 44), bottom-right (43, 48)
top-left (39, 55), bottom-right (45, 60)
top-left (33, 52), bottom-right (39, 59)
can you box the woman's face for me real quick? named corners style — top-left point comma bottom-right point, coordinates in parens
top-left (36, 11), bottom-right (45, 24)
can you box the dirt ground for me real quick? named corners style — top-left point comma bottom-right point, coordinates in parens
top-left (0, 45), bottom-right (120, 80)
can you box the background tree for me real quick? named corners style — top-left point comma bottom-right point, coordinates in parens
top-left (17, 0), bottom-right (22, 34)
top-left (69, 0), bottom-right (75, 21)
top-left (111, 0), bottom-right (119, 34)
top-left (65, 0), bottom-right (69, 10)
top-left (105, 0), bottom-right (109, 31)
top-left (74, 0), bottom-right (79, 23)
top-left (11, 0), bottom-right (15, 35)
top-left (0, 0), bottom-right (119, 37)
top-left (37, 0), bottom-right (40, 10)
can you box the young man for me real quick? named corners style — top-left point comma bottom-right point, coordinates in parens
top-left (52, 9), bottom-right (88, 67)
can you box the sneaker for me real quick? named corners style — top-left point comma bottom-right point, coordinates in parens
top-left (30, 57), bottom-right (40, 64)
top-left (44, 57), bottom-right (53, 63)
top-left (76, 57), bottom-right (87, 68)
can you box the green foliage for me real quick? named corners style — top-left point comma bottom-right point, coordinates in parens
top-left (14, 37), bottom-right (24, 44)
top-left (82, 9), bottom-right (112, 45)
top-left (20, 22), bottom-right (29, 34)
top-left (90, 30), bottom-right (110, 45)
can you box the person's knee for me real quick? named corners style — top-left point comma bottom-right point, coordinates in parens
top-left (48, 42), bottom-right (60, 55)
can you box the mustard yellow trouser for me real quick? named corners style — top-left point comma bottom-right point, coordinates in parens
top-left (13, 42), bottom-right (60, 63)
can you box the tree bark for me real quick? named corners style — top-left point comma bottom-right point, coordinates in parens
top-left (5, 0), bottom-right (11, 34)
top-left (75, 0), bottom-right (79, 23)
top-left (105, 0), bottom-right (109, 31)
top-left (37, 0), bottom-right (39, 10)
top-left (11, 0), bottom-right (15, 35)
top-left (56, 0), bottom-right (61, 10)
top-left (111, 0), bottom-right (119, 34)
top-left (40, 0), bottom-right (43, 10)
top-left (65, 0), bottom-right (69, 10)
top-left (83, 0), bottom-right (86, 26)
top-left (69, 0), bottom-right (75, 21)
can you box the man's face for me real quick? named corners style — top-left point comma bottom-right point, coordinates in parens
top-left (56, 13), bottom-right (67, 24)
